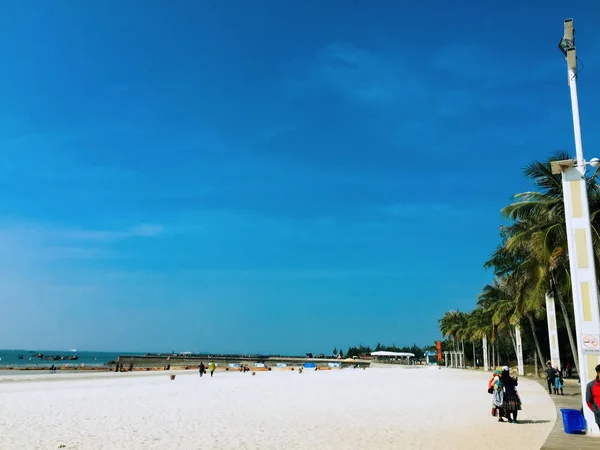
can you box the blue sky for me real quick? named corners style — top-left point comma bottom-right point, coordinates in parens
top-left (1, 1), bottom-right (599, 354)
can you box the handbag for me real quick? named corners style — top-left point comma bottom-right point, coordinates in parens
top-left (488, 387), bottom-right (494, 394)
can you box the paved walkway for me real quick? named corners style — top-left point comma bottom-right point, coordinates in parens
top-left (537, 378), bottom-right (598, 450)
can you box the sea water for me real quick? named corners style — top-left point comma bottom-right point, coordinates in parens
top-left (0, 349), bottom-right (145, 369)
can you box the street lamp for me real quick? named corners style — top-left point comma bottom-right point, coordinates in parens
top-left (551, 18), bottom-right (600, 436)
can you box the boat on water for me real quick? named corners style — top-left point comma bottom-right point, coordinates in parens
top-left (53, 355), bottom-right (78, 361)
top-left (17, 354), bottom-right (23, 359)
top-left (34, 354), bottom-right (79, 361)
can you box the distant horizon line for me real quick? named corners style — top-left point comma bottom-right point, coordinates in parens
top-left (0, 348), bottom-right (338, 356)
top-left (1, 344), bottom-right (436, 356)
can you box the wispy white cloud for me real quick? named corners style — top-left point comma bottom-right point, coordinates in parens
top-left (0, 130), bottom-right (140, 183)
top-left (0, 221), bottom-right (164, 267)
top-left (263, 125), bottom-right (297, 141)
top-left (380, 202), bottom-right (468, 218)
top-left (283, 40), bottom-right (536, 135)
top-left (91, 268), bottom-right (414, 282)
top-left (430, 43), bottom-right (558, 88)
top-left (62, 223), bottom-right (164, 242)
top-left (188, 268), bottom-right (411, 280)
top-left (311, 42), bottom-right (421, 106)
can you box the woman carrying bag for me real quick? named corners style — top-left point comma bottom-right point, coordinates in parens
top-left (489, 369), bottom-right (505, 422)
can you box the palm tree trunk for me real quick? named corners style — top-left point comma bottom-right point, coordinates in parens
top-left (551, 274), bottom-right (580, 377)
top-left (557, 296), bottom-right (579, 372)
top-left (527, 315), bottom-right (545, 374)
top-left (472, 341), bottom-right (476, 368)
top-left (461, 340), bottom-right (465, 368)
top-left (483, 335), bottom-right (489, 371)
top-left (508, 326), bottom-right (517, 358)
top-left (496, 341), bottom-right (500, 366)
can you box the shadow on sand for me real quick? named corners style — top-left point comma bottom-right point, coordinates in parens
top-left (514, 419), bottom-right (552, 425)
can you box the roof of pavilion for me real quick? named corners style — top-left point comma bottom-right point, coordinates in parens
top-left (370, 351), bottom-right (415, 357)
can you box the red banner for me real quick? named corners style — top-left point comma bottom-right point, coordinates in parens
top-left (436, 341), bottom-right (442, 362)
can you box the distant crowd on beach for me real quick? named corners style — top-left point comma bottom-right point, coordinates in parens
top-left (114, 363), bottom-right (134, 372)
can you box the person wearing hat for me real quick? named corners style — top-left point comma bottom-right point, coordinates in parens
top-left (500, 366), bottom-right (521, 423)
top-left (586, 364), bottom-right (600, 430)
top-left (544, 361), bottom-right (555, 394)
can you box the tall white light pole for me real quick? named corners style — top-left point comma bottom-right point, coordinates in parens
top-left (552, 18), bottom-right (600, 435)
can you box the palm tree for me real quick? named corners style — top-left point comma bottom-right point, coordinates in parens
top-left (496, 151), bottom-right (600, 376)
top-left (475, 294), bottom-right (502, 368)
top-left (454, 312), bottom-right (469, 368)
top-left (479, 279), bottom-right (517, 353)
top-left (439, 310), bottom-right (468, 367)
top-left (486, 242), bottom-right (548, 376)
top-left (466, 306), bottom-right (491, 369)
top-left (440, 152), bottom-right (600, 377)
top-left (478, 278), bottom-right (529, 372)
top-left (462, 309), bottom-right (479, 367)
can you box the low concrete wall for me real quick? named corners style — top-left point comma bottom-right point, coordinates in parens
top-left (116, 355), bottom-right (371, 369)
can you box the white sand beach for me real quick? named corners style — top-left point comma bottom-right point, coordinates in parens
top-left (0, 367), bottom-right (555, 449)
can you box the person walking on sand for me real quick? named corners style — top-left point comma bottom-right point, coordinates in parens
top-left (488, 371), bottom-right (497, 415)
top-left (586, 364), bottom-right (600, 431)
top-left (544, 361), bottom-right (555, 394)
top-left (209, 360), bottom-right (216, 377)
top-left (489, 369), bottom-right (505, 422)
top-left (199, 362), bottom-right (205, 377)
top-left (500, 367), bottom-right (522, 424)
